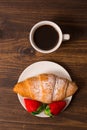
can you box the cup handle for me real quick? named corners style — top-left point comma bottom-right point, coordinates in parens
top-left (63, 34), bottom-right (70, 41)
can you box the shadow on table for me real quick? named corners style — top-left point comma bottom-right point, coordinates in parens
top-left (0, 30), bottom-right (3, 39)
top-left (52, 16), bottom-right (86, 42)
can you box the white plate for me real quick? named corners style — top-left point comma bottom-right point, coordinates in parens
top-left (17, 61), bottom-right (72, 117)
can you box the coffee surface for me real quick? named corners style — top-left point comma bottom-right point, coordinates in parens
top-left (33, 25), bottom-right (59, 50)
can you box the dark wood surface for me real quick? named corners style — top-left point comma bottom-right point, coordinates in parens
top-left (0, 0), bottom-right (87, 130)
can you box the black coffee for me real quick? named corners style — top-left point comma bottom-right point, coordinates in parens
top-left (33, 25), bottom-right (59, 50)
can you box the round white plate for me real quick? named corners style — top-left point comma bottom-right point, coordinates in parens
top-left (17, 61), bottom-right (72, 117)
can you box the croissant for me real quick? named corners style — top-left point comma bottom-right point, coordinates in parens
top-left (13, 74), bottom-right (78, 103)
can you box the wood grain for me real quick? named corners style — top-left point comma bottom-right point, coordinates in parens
top-left (0, 0), bottom-right (87, 130)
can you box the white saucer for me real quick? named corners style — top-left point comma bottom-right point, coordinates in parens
top-left (17, 61), bottom-right (72, 117)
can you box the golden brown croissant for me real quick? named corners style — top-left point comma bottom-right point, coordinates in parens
top-left (13, 74), bottom-right (78, 103)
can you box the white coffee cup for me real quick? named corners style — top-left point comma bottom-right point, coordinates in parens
top-left (29, 21), bottom-right (70, 53)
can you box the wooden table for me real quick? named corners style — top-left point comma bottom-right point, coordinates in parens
top-left (0, 0), bottom-right (87, 130)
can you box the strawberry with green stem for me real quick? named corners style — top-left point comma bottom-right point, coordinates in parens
top-left (44, 101), bottom-right (66, 117)
top-left (24, 99), bottom-right (45, 115)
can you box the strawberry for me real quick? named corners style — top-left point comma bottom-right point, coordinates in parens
top-left (24, 99), bottom-right (45, 115)
top-left (44, 101), bottom-right (66, 117)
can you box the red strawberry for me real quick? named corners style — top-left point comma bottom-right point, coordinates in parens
top-left (44, 101), bottom-right (66, 117)
top-left (24, 99), bottom-right (45, 115)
